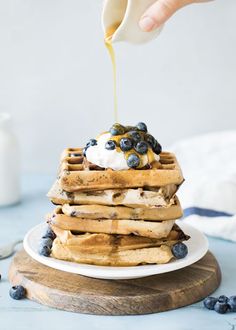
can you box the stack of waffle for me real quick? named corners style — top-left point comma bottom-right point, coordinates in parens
top-left (46, 147), bottom-right (189, 266)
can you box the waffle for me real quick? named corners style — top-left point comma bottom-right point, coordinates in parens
top-left (47, 180), bottom-right (178, 207)
top-left (50, 223), bottom-right (189, 266)
top-left (50, 223), bottom-right (189, 251)
top-left (51, 240), bottom-right (174, 266)
top-left (47, 207), bottom-right (175, 239)
top-left (62, 196), bottom-right (183, 221)
top-left (58, 148), bottom-right (184, 192)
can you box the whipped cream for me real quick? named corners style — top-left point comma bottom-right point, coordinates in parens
top-left (86, 132), bottom-right (160, 170)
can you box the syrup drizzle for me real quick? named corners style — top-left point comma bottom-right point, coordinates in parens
top-left (105, 23), bottom-right (121, 123)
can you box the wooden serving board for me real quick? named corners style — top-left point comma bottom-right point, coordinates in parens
top-left (9, 249), bottom-right (221, 315)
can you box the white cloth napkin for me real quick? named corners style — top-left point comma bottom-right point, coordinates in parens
top-left (170, 130), bottom-right (236, 242)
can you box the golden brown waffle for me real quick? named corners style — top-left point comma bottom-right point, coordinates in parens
top-left (62, 196), bottom-right (183, 221)
top-left (51, 223), bottom-right (189, 251)
top-left (58, 148), bottom-right (184, 192)
top-left (51, 241), bottom-right (174, 266)
top-left (50, 224), bottom-right (189, 266)
top-left (47, 207), bottom-right (175, 239)
top-left (47, 180), bottom-right (178, 207)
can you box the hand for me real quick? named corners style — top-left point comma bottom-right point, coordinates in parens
top-left (139, 0), bottom-right (212, 32)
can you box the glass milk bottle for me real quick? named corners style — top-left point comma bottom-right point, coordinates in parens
top-left (0, 113), bottom-right (20, 206)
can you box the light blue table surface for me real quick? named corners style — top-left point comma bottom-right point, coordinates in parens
top-left (0, 175), bottom-right (236, 330)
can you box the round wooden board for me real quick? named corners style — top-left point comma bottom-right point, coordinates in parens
top-left (9, 249), bottom-right (221, 315)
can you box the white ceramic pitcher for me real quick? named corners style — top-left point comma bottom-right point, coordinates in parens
top-left (0, 113), bottom-right (20, 206)
top-left (102, 0), bottom-right (163, 44)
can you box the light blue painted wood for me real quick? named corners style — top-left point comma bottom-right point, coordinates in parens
top-left (0, 175), bottom-right (236, 330)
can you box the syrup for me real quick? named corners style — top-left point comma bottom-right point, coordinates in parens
top-left (105, 23), bottom-right (121, 122)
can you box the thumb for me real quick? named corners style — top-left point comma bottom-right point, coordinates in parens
top-left (139, 0), bottom-right (187, 32)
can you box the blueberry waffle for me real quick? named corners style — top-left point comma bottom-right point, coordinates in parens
top-left (42, 122), bottom-right (189, 266)
top-left (61, 196), bottom-right (183, 221)
top-left (47, 206), bottom-right (175, 239)
top-left (47, 180), bottom-right (179, 207)
top-left (58, 149), bottom-right (184, 192)
top-left (49, 224), bottom-right (189, 266)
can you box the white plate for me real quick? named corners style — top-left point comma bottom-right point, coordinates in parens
top-left (23, 222), bottom-right (208, 280)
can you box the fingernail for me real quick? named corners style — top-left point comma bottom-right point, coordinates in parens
top-left (139, 16), bottom-right (157, 32)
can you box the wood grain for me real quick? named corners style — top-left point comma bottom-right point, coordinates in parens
top-left (8, 249), bottom-right (221, 315)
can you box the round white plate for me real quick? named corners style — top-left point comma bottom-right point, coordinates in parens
top-left (23, 222), bottom-right (208, 280)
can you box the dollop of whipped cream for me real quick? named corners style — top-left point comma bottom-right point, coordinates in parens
top-left (86, 132), bottom-right (160, 170)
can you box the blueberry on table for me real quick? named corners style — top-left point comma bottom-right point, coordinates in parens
top-left (120, 138), bottom-right (133, 151)
top-left (203, 297), bottom-right (218, 310)
top-left (42, 226), bottom-right (56, 240)
top-left (218, 295), bottom-right (229, 304)
top-left (38, 245), bottom-right (51, 257)
top-left (127, 131), bottom-right (141, 143)
top-left (214, 301), bottom-right (229, 314)
top-left (9, 285), bottom-right (26, 300)
top-left (134, 141), bottom-right (148, 155)
top-left (228, 296), bottom-right (236, 312)
top-left (171, 242), bottom-right (188, 259)
top-left (127, 154), bottom-right (140, 168)
top-left (105, 140), bottom-right (116, 150)
top-left (136, 122), bottom-right (147, 132)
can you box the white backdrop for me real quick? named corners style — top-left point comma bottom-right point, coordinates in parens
top-left (0, 0), bottom-right (235, 173)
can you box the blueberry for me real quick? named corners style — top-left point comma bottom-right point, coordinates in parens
top-left (105, 140), bottom-right (116, 150)
top-left (145, 134), bottom-right (155, 148)
top-left (127, 131), bottom-right (142, 143)
top-left (203, 297), bottom-right (218, 310)
top-left (88, 139), bottom-right (97, 146)
top-left (127, 154), bottom-right (140, 168)
top-left (42, 226), bottom-right (56, 240)
top-left (136, 122), bottom-right (147, 132)
top-left (171, 242), bottom-right (188, 259)
top-left (110, 124), bottom-right (125, 136)
top-left (152, 140), bottom-right (162, 155)
top-left (83, 146), bottom-right (88, 157)
top-left (125, 126), bottom-right (136, 132)
top-left (228, 296), bottom-right (236, 312)
top-left (134, 141), bottom-right (148, 155)
top-left (40, 238), bottom-right (53, 249)
top-left (9, 285), bottom-right (26, 300)
top-left (218, 295), bottom-right (229, 304)
top-left (38, 245), bottom-right (51, 257)
top-left (120, 138), bottom-right (133, 151)
top-left (214, 301), bottom-right (229, 314)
